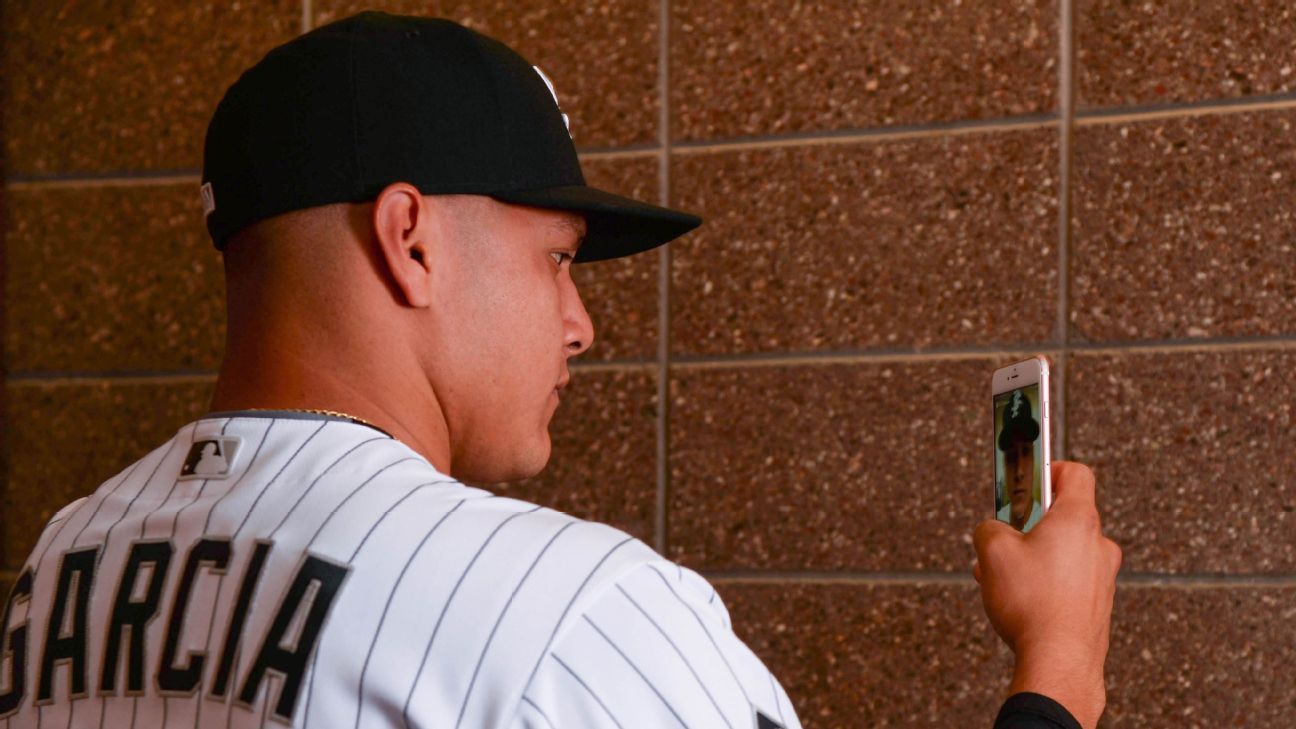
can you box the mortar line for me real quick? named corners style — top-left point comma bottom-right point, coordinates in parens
top-left (575, 144), bottom-right (660, 159)
top-left (1069, 335), bottom-right (1296, 355)
top-left (1075, 93), bottom-right (1296, 127)
top-left (301, 0), bottom-right (312, 34)
top-left (671, 348), bottom-right (1056, 370)
top-left (7, 173), bottom-right (202, 191)
top-left (570, 359), bottom-right (658, 373)
top-left (703, 570), bottom-right (1296, 588)
top-left (668, 94), bottom-right (1296, 156)
top-left (1056, 0), bottom-right (1075, 459)
top-left (673, 115), bottom-right (1060, 155)
top-left (653, 0), bottom-right (672, 557)
top-left (665, 335), bottom-right (1296, 370)
top-left (7, 372), bottom-right (218, 387)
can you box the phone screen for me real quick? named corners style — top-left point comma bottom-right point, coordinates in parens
top-left (994, 384), bottom-right (1044, 532)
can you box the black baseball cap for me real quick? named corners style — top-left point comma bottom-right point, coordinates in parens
top-left (201, 11), bottom-right (700, 263)
top-left (997, 390), bottom-right (1040, 450)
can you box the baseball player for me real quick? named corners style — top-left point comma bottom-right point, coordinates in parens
top-left (2, 12), bottom-right (1119, 729)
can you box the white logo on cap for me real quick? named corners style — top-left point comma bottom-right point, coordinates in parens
top-left (533, 65), bottom-right (572, 139)
top-left (200, 182), bottom-right (216, 217)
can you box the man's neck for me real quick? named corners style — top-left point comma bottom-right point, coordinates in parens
top-left (208, 340), bottom-right (453, 475)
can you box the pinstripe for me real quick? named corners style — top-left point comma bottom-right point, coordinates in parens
top-left (28, 486), bottom-right (99, 574)
top-left (202, 420), bottom-right (278, 535)
top-left (516, 537), bottom-right (636, 701)
top-left (138, 419), bottom-right (233, 542)
top-left (266, 437), bottom-right (389, 539)
top-left (344, 482), bottom-right (466, 562)
top-left (646, 565), bottom-right (752, 706)
top-left (615, 584), bottom-right (735, 729)
top-left (767, 672), bottom-right (787, 725)
top-left (171, 418), bottom-right (233, 535)
top-left (454, 522), bottom-right (576, 729)
top-left (298, 458), bottom-right (427, 547)
top-left (550, 654), bottom-right (626, 729)
top-left (95, 425), bottom-right (193, 559)
top-left (581, 616), bottom-right (689, 728)
top-left (139, 465), bottom-right (188, 538)
top-left (292, 482), bottom-right (461, 726)
top-left (519, 696), bottom-right (558, 729)
top-left (227, 421), bottom-right (328, 539)
top-left (58, 442), bottom-right (154, 557)
top-left (400, 506), bottom-right (543, 728)
top-left (26, 462), bottom-right (113, 570)
top-left (338, 496), bottom-right (469, 729)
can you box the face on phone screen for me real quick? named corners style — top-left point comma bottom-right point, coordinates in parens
top-left (994, 385), bottom-right (1043, 532)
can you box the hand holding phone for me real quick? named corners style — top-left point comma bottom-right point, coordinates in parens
top-left (974, 462), bottom-right (1122, 729)
top-left (992, 356), bottom-right (1051, 532)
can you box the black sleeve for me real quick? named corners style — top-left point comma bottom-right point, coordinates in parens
top-left (993, 692), bottom-right (1083, 729)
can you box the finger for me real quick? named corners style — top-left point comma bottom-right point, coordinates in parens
top-left (973, 518), bottom-right (1020, 566)
top-left (1105, 537), bottom-right (1124, 574)
top-left (973, 560), bottom-right (982, 583)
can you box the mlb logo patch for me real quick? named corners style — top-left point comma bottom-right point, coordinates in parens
top-left (179, 436), bottom-right (242, 480)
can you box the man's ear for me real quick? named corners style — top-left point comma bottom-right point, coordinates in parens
top-left (373, 182), bottom-right (435, 308)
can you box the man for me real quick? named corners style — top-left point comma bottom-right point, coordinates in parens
top-left (997, 390), bottom-right (1044, 531)
top-left (2, 11), bottom-right (1120, 729)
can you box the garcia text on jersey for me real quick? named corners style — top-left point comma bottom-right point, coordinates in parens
top-left (0, 538), bottom-right (350, 724)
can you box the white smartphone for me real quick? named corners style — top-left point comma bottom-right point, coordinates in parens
top-left (991, 356), bottom-right (1051, 532)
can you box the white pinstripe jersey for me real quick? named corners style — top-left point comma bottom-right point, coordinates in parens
top-left (2, 411), bottom-right (801, 729)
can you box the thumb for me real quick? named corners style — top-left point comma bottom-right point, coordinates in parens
top-left (1048, 460), bottom-right (1098, 517)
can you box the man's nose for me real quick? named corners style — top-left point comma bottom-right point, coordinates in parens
top-left (562, 275), bottom-right (594, 357)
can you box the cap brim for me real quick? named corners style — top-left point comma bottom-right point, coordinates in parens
top-left (490, 185), bottom-right (702, 263)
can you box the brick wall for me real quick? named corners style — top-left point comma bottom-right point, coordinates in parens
top-left (3, 2), bottom-right (1295, 726)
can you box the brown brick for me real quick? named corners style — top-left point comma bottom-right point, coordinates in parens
top-left (490, 367), bottom-right (657, 544)
top-left (1069, 350), bottom-right (1296, 574)
top-left (4, 379), bottom-right (214, 568)
top-left (1071, 111), bottom-right (1296, 343)
top-left (1077, 0), bottom-right (1296, 110)
top-left (5, 185), bottom-right (225, 374)
top-left (671, 130), bottom-right (1060, 356)
top-left (671, 0), bottom-right (1058, 141)
top-left (573, 156), bottom-right (661, 361)
top-left (316, 1), bottom-right (658, 148)
top-left (669, 357), bottom-right (1061, 571)
top-left (1104, 585), bottom-right (1296, 727)
top-left (721, 581), bottom-right (1296, 728)
top-left (3, 0), bottom-right (299, 175)
top-left (719, 581), bottom-right (1011, 728)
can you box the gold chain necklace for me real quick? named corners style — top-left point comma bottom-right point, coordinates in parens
top-left (245, 407), bottom-right (385, 433)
